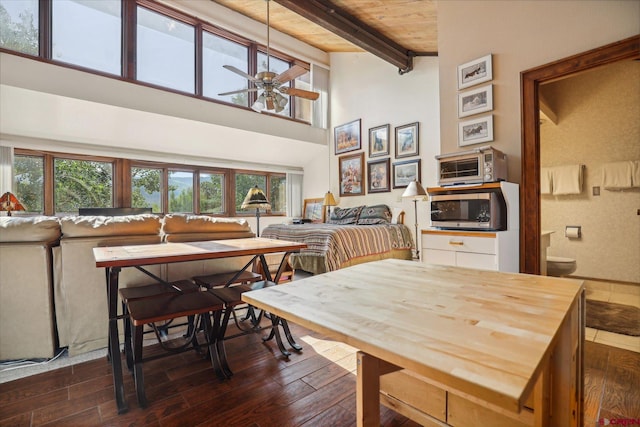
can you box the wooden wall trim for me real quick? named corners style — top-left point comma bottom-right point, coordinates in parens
top-left (520, 35), bottom-right (640, 274)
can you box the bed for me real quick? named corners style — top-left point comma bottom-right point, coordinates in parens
top-left (262, 205), bottom-right (414, 274)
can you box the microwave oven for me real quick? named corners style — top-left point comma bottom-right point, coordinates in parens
top-left (436, 146), bottom-right (507, 186)
top-left (429, 187), bottom-right (507, 230)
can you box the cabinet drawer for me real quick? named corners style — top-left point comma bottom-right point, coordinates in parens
top-left (423, 249), bottom-right (456, 266)
top-left (457, 252), bottom-right (498, 270)
top-left (423, 233), bottom-right (496, 255)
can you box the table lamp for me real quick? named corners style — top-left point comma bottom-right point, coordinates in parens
top-left (241, 185), bottom-right (271, 237)
top-left (0, 191), bottom-right (26, 216)
top-left (322, 190), bottom-right (337, 222)
top-left (401, 181), bottom-right (427, 259)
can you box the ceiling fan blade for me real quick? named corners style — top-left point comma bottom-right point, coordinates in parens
top-left (274, 65), bottom-right (307, 84)
top-left (218, 88), bottom-right (258, 96)
top-left (223, 65), bottom-right (260, 82)
top-left (280, 87), bottom-right (320, 101)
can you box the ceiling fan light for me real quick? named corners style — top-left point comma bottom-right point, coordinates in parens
top-left (275, 93), bottom-right (288, 108)
top-left (252, 94), bottom-right (266, 112)
top-left (265, 95), bottom-right (275, 111)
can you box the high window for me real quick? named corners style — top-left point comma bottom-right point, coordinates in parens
top-left (202, 31), bottom-right (249, 106)
top-left (52, 0), bottom-right (121, 75)
top-left (0, 0), bottom-right (38, 55)
top-left (136, 6), bottom-right (195, 93)
top-left (0, 0), bottom-right (314, 122)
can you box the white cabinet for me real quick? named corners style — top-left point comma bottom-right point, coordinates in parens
top-left (422, 230), bottom-right (518, 272)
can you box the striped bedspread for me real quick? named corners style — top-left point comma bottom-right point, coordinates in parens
top-left (262, 223), bottom-right (414, 274)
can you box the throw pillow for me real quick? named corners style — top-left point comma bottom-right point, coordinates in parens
top-left (328, 205), bottom-right (364, 224)
top-left (357, 205), bottom-right (392, 225)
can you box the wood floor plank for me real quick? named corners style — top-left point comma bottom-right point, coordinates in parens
top-left (1, 323), bottom-right (638, 427)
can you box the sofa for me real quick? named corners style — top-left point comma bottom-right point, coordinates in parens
top-left (0, 213), bottom-right (255, 360)
top-left (0, 216), bottom-right (61, 360)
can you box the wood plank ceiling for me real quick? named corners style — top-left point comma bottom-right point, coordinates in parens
top-left (211, 0), bottom-right (438, 73)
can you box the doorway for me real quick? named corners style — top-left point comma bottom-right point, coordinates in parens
top-left (520, 35), bottom-right (640, 275)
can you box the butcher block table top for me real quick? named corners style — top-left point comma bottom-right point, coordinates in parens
top-left (93, 237), bottom-right (306, 268)
top-left (243, 258), bottom-right (584, 417)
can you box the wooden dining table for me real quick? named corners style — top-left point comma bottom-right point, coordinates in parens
top-left (93, 237), bottom-right (307, 414)
top-left (242, 258), bottom-right (585, 427)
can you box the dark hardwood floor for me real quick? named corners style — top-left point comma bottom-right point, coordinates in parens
top-left (1, 320), bottom-right (638, 427)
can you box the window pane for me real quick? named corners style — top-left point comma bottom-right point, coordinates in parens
top-left (52, 0), bottom-right (121, 75)
top-left (236, 174), bottom-right (266, 213)
top-left (270, 175), bottom-right (286, 214)
top-left (257, 52), bottom-right (291, 116)
top-left (54, 158), bottom-right (113, 214)
top-left (203, 32), bottom-right (249, 106)
top-left (137, 6), bottom-right (194, 93)
top-left (200, 172), bottom-right (224, 214)
top-left (14, 154), bottom-right (43, 214)
top-left (0, 0), bottom-right (38, 55)
top-left (131, 167), bottom-right (161, 213)
top-left (294, 71), bottom-right (312, 122)
top-left (168, 170), bottom-right (193, 213)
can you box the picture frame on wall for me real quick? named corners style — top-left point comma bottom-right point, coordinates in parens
top-left (368, 124), bottom-right (390, 157)
top-left (458, 84), bottom-right (493, 118)
top-left (393, 159), bottom-right (421, 188)
top-left (395, 122), bottom-right (419, 158)
top-left (339, 152), bottom-right (365, 197)
top-left (458, 54), bottom-right (493, 89)
top-left (458, 114), bottom-right (494, 146)
top-left (367, 158), bottom-right (391, 193)
top-left (302, 198), bottom-right (325, 223)
top-left (334, 119), bottom-right (361, 155)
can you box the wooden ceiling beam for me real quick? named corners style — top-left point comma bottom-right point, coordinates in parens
top-left (273, 0), bottom-right (420, 74)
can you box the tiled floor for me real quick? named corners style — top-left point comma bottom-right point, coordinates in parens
top-left (584, 279), bottom-right (640, 353)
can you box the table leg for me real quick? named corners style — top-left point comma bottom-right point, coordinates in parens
top-left (356, 351), bottom-right (381, 427)
top-left (107, 267), bottom-right (128, 414)
top-left (280, 318), bottom-right (303, 352)
top-left (264, 314), bottom-right (291, 357)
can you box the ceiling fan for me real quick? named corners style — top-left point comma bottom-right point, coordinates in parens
top-left (218, 0), bottom-right (320, 113)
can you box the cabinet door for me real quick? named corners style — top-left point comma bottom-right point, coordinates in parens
top-left (423, 249), bottom-right (456, 266)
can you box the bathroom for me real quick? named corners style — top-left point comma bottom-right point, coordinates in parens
top-left (539, 59), bottom-right (639, 285)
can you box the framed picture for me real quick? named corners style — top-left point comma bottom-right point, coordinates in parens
top-left (458, 84), bottom-right (493, 118)
top-left (302, 198), bottom-right (325, 223)
top-left (367, 158), bottom-right (391, 193)
top-left (334, 119), bottom-right (361, 154)
top-left (369, 124), bottom-right (390, 157)
top-left (458, 54), bottom-right (493, 89)
top-left (393, 159), bottom-right (421, 188)
top-left (458, 114), bottom-right (494, 146)
top-left (395, 122), bottom-right (419, 158)
top-left (339, 152), bottom-right (365, 196)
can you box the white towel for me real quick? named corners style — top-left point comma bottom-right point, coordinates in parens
top-left (602, 161), bottom-right (633, 190)
top-left (540, 167), bottom-right (553, 195)
top-left (551, 165), bottom-right (582, 195)
top-left (632, 160), bottom-right (640, 188)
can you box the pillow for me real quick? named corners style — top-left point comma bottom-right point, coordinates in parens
top-left (390, 207), bottom-right (404, 224)
top-left (357, 205), bottom-right (391, 225)
top-left (327, 206), bottom-right (364, 225)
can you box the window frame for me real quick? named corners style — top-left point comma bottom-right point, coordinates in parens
top-left (13, 149), bottom-right (287, 217)
top-left (0, 0), bottom-right (312, 122)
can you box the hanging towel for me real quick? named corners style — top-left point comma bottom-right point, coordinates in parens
top-left (632, 161), bottom-right (640, 188)
top-left (602, 161), bottom-right (633, 190)
top-left (551, 165), bottom-right (582, 195)
top-left (540, 167), bottom-right (553, 195)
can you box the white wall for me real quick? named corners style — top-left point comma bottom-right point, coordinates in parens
top-left (437, 0), bottom-right (640, 183)
top-left (320, 53), bottom-right (440, 245)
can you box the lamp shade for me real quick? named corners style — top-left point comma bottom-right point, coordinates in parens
top-left (241, 185), bottom-right (271, 210)
top-left (401, 180), bottom-right (427, 198)
top-left (323, 191), bottom-right (337, 207)
top-left (0, 192), bottom-right (26, 216)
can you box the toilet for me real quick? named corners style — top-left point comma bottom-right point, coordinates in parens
top-left (546, 256), bottom-right (577, 277)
